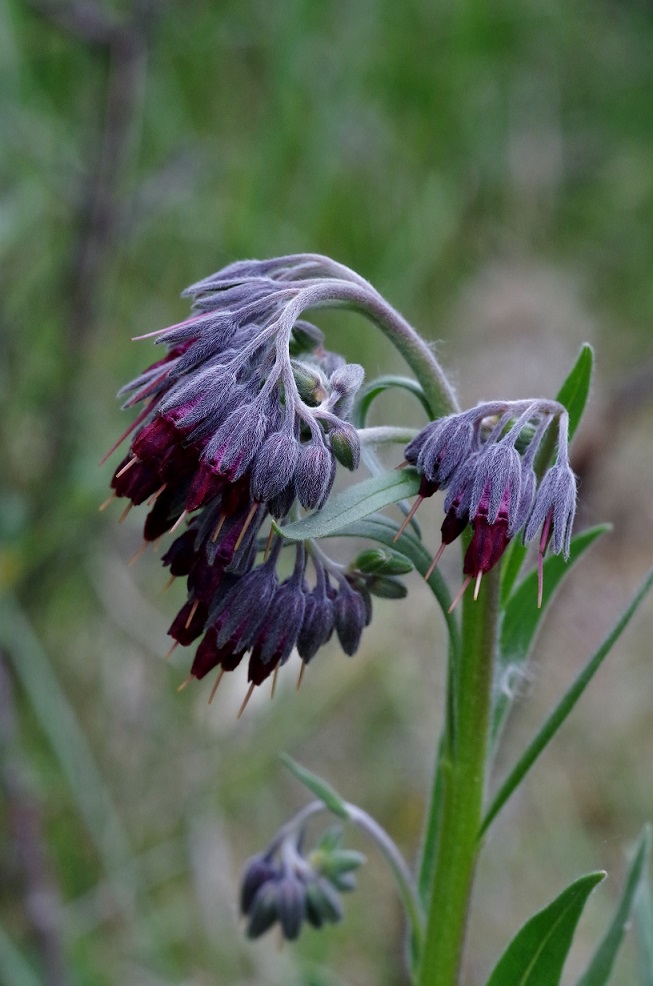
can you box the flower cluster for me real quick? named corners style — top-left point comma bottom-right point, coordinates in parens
top-left (240, 824), bottom-right (364, 941)
top-left (401, 399), bottom-right (577, 607)
top-left (103, 256), bottom-right (407, 707)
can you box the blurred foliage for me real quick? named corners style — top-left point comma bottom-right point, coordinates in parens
top-left (1, 0), bottom-right (653, 984)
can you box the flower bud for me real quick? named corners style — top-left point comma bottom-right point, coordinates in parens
top-left (364, 575), bottom-right (407, 599)
top-left (250, 430), bottom-right (300, 503)
top-left (246, 882), bottom-right (279, 939)
top-left (333, 581), bottom-right (368, 656)
top-left (240, 854), bottom-right (279, 915)
top-left (289, 319), bottom-right (325, 356)
top-left (352, 547), bottom-right (413, 576)
top-left (276, 875), bottom-right (307, 941)
top-left (291, 360), bottom-right (328, 406)
top-left (295, 441), bottom-right (336, 510)
top-left (329, 421), bottom-right (361, 471)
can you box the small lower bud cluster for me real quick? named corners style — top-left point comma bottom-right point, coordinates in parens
top-left (402, 400), bottom-right (577, 606)
top-left (240, 824), bottom-right (364, 941)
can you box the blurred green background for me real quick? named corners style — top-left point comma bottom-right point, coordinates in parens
top-left (2, 0), bottom-right (653, 983)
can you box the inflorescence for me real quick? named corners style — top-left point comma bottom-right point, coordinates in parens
top-left (101, 256), bottom-right (410, 711)
top-left (399, 399), bottom-right (576, 609)
top-left (240, 821), bottom-right (364, 941)
top-left (102, 254), bottom-right (577, 708)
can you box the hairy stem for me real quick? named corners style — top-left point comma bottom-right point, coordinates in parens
top-left (417, 567), bottom-right (500, 986)
top-left (294, 280), bottom-right (460, 418)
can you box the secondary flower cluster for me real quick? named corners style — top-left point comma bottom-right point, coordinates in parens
top-left (402, 399), bottom-right (576, 607)
top-left (240, 824), bottom-right (364, 941)
top-left (103, 256), bottom-right (406, 705)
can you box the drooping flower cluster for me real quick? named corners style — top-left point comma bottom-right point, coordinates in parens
top-left (240, 824), bottom-right (364, 941)
top-left (401, 399), bottom-right (577, 607)
top-left (103, 256), bottom-right (408, 706)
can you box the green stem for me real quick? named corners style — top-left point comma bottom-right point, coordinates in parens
top-left (295, 281), bottom-right (460, 418)
top-left (417, 568), bottom-right (500, 986)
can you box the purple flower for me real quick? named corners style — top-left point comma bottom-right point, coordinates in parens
top-left (402, 401), bottom-right (577, 607)
top-left (100, 256), bottom-right (415, 702)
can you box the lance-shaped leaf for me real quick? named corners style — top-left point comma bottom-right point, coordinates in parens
top-left (493, 525), bottom-right (609, 746)
top-left (482, 565), bottom-right (653, 836)
top-left (484, 872), bottom-right (605, 986)
top-left (556, 342), bottom-right (594, 442)
top-left (634, 869), bottom-right (653, 986)
top-left (576, 826), bottom-right (651, 986)
top-left (280, 754), bottom-right (349, 820)
top-left (275, 470), bottom-right (420, 542)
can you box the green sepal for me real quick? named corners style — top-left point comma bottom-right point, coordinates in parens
top-left (274, 470), bottom-right (420, 542)
top-left (315, 825), bottom-right (344, 853)
top-left (363, 575), bottom-right (407, 599)
top-left (576, 826), bottom-right (652, 986)
top-left (351, 547), bottom-right (414, 576)
top-left (280, 754), bottom-right (349, 820)
top-left (311, 849), bottom-right (366, 880)
top-left (484, 871), bottom-right (606, 986)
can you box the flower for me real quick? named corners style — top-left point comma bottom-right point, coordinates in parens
top-left (402, 400), bottom-right (577, 607)
top-left (102, 255), bottom-right (409, 707)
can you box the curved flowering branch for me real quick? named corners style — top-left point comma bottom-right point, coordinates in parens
top-left (240, 797), bottom-right (423, 951)
top-left (101, 255), bottom-right (451, 706)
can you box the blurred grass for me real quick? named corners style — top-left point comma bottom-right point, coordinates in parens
top-left (2, 0), bottom-right (653, 983)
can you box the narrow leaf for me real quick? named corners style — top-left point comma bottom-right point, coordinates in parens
top-left (482, 565), bottom-right (653, 836)
top-left (500, 540), bottom-right (529, 606)
top-left (634, 871), bottom-right (653, 986)
top-left (493, 525), bottom-right (609, 745)
top-left (577, 826), bottom-right (652, 986)
top-left (556, 343), bottom-right (594, 441)
top-left (0, 595), bottom-right (134, 877)
top-left (0, 923), bottom-right (42, 986)
top-left (281, 754), bottom-right (349, 820)
top-left (485, 872), bottom-right (606, 986)
top-left (275, 470), bottom-right (420, 542)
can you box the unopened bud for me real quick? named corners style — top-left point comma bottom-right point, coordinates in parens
top-left (291, 360), bottom-right (328, 406)
top-left (330, 421), bottom-right (361, 470)
top-left (352, 547), bottom-right (413, 576)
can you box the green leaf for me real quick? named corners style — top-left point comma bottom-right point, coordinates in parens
top-left (275, 470), bottom-right (420, 542)
top-left (353, 374), bottom-right (431, 428)
top-left (500, 540), bottom-right (529, 606)
top-left (493, 525), bottom-right (609, 745)
top-left (281, 754), bottom-right (350, 820)
top-left (481, 565), bottom-right (653, 836)
top-left (556, 343), bottom-right (594, 441)
top-left (0, 595), bottom-right (134, 878)
top-left (485, 872), bottom-right (606, 986)
top-left (0, 922), bottom-right (42, 986)
top-left (577, 826), bottom-right (652, 986)
top-left (327, 514), bottom-right (459, 652)
top-left (634, 870), bottom-right (653, 986)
